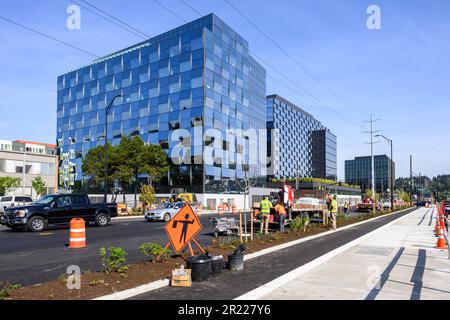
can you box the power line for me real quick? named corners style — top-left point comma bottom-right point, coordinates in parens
top-left (177, 0), bottom-right (364, 130)
top-left (179, 0), bottom-right (203, 16)
top-left (70, 0), bottom-right (148, 40)
top-left (251, 51), bottom-right (364, 129)
top-left (79, 0), bottom-right (151, 38)
top-left (70, 0), bottom-right (366, 147)
top-left (0, 16), bottom-right (99, 58)
top-left (223, 0), bottom-right (368, 118)
top-left (152, 0), bottom-right (188, 23)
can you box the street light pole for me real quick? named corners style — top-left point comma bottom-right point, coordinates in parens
top-left (104, 94), bottom-right (123, 203)
top-left (376, 134), bottom-right (394, 209)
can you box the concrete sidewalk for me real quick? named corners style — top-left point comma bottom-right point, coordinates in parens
top-left (257, 207), bottom-right (450, 300)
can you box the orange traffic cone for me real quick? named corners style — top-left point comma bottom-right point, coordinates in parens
top-left (435, 224), bottom-right (448, 249)
top-left (69, 218), bottom-right (86, 249)
top-left (436, 214), bottom-right (441, 236)
top-left (196, 204), bottom-right (202, 215)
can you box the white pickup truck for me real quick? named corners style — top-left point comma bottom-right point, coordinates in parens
top-left (0, 196), bottom-right (33, 214)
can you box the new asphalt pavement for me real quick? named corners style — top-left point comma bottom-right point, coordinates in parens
top-left (0, 213), bottom-right (242, 286)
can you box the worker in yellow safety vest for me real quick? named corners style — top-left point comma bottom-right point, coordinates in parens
top-left (260, 196), bottom-right (272, 235)
top-left (327, 195), bottom-right (338, 230)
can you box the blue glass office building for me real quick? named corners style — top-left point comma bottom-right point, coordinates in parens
top-left (345, 155), bottom-right (395, 193)
top-left (266, 94), bottom-right (337, 180)
top-left (57, 14), bottom-right (266, 194)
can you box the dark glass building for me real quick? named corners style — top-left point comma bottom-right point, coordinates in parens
top-left (56, 14), bottom-right (266, 195)
top-left (312, 129), bottom-right (337, 180)
top-left (345, 155), bottom-right (395, 193)
top-left (266, 94), bottom-right (337, 180)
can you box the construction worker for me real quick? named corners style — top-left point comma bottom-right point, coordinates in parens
top-left (260, 196), bottom-right (272, 235)
top-left (343, 200), bottom-right (349, 215)
top-left (327, 195), bottom-right (338, 230)
top-left (275, 201), bottom-right (287, 233)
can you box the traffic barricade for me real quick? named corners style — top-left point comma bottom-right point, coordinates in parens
top-left (69, 218), bottom-right (86, 249)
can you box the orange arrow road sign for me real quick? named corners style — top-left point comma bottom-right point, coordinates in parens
top-left (164, 204), bottom-right (202, 254)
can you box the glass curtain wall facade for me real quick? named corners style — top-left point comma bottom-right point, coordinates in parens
top-left (266, 94), bottom-right (336, 180)
top-left (56, 14), bottom-right (266, 194)
top-left (345, 155), bottom-right (395, 193)
top-left (311, 129), bottom-right (337, 180)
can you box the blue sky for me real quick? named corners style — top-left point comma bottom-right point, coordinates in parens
top-left (0, 0), bottom-right (449, 179)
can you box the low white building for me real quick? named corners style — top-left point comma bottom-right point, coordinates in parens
top-left (0, 140), bottom-right (58, 198)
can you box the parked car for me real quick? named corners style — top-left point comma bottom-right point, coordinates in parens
top-left (0, 194), bottom-right (117, 232)
top-left (145, 202), bottom-right (188, 222)
top-left (0, 196), bottom-right (33, 215)
top-left (416, 201), bottom-right (427, 207)
top-left (381, 200), bottom-right (392, 209)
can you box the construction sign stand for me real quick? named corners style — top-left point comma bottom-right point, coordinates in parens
top-left (157, 204), bottom-right (205, 261)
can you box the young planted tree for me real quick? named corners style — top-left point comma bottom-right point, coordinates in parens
top-left (0, 177), bottom-right (21, 196)
top-left (139, 185), bottom-right (156, 210)
top-left (236, 167), bottom-right (259, 242)
top-left (31, 176), bottom-right (47, 198)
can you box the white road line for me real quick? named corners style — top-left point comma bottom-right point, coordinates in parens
top-left (235, 208), bottom-right (421, 300)
top-left (93, 279), bottom-right (169, 300)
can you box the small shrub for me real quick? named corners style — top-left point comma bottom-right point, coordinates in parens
top-left (289, 217), bottom-right (304, 232)
top-left (57, 273), bottom-right (68, 284)
top-left (139, 243), bottom-right (171, 262)
top-left (89, 280), bottom-right (98, 287)
top-left (0, 282), bottom-right (21, 299)
top-left (302, 216), bottom-right (310, 231)
top-left (100, 247), bottom-right (128, 274)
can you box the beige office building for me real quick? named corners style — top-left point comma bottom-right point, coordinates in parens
top-left (0, 140), bottom-right (58, 198)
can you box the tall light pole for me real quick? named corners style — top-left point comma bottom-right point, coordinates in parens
top-left (364, 115), bottom-right (380, 215)
top-left (375, 134), bottom-right (394, 209)
top-left (104, 94), bottom-right (123, 203)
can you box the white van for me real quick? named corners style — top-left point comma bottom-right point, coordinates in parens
top-left (0, 196), bottom-right (34, 214)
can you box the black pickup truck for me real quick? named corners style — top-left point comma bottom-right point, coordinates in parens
top-left (0, 194), bottom-right (117, 232)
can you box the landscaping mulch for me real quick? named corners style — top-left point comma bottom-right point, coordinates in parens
top-left (3, 208), bottom-right (409, 300)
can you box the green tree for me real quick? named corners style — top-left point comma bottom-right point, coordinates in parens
top-left (140, 144), bottom-right (168, 186)
top-left (0, 177), bottom-right (21, 196)
top-left (112, 136), bottom-right (168, 208)
top-left (111, 164), bottom-right (134, 204)
top-left (82, 144), bottom-right (114, 187)
top-left (365, 189), bottom-right (380, 201)
top-left (397, 190), bottom-right (411, 203)
top-left (31, 176), bottom-right (47, 198)
top-left (139, 185), bottom-right (156, 209)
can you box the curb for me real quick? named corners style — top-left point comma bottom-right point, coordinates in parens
top-left (93, 279), bottom-right (169, 300)
top-left (94, 207), bottom-right (415, 300)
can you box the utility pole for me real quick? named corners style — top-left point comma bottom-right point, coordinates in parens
top-left (375, 134), bottom-right (394, 209)
top-left (364, 115), bottom-right (380, 215)
top-left (410, 155), bottom-right (413, 205)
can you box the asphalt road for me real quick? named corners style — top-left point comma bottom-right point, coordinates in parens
top-left (0, 213), bottom-right (245, 287)
top-left (0, 209), bottom-right (375, 287)
top-left (132, 207), bottom-right (419, 300)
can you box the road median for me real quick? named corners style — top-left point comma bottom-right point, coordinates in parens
top-left (2, 206), bottom-right (414, 300)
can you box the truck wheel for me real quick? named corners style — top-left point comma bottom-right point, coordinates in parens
top-left (164, 213), bottom-right (171, 222)
top-left (95, 213), bottom-right (109, 227)
top-left (27, 216), bottom-right (47, 232)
